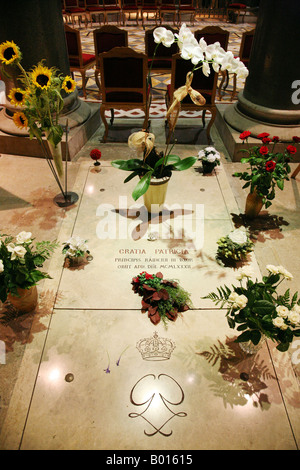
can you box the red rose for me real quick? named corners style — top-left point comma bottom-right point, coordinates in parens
top-left (239, 131), bottom-right (251, 140)
top-left (286, 145), bottom-right (297, 154)
top-left (257, 132), bottom-right (270, 139)
top-left (265, 160), bottom-right (276, 172)
top-left (90, 148), bottom-right (101, 160)
top-left (262, 137), bottom-right (271, 144)
top-left (272, 136), bottom-right (279, 142)
top-left (145, 273), bottom-right (154, 279)
top-left (132, 277), bottom-right (139, 283)
top-left (292, 136), bottom-right (300, 143)
top-left (259, 146), bottom-right (269, 155)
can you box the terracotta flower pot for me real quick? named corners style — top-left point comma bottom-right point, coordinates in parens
top-left (7, 286), bottom-right (38, 314)
top-left (245, 189), bottom-right (264, 218)
top-left (143, 176), bottom-right (170, 213)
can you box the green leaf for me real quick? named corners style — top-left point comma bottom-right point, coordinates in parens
top-left (250, 329), bottom-right (261, 345)
top-left (111, 159), bottom-right (144, 171)
top-left (276, 342), bottom-right (289, 352)
top-left (253, 300), bottom-right (275, 315)
top-left (235, 330), bottom-right (252, 342)
top-left (123, 170), bottom-right (140, 183)
top-left (277, 179), bottom-right (284, 190)
top-left (132, 171), bottom-right (152, 201)
top-left (172, 156), bottom-right (197, 171)
top-left (153, 154), bottom-right (180, 170)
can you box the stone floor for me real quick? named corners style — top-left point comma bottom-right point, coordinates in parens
top-left (0, 115), bottom-right (300, 450)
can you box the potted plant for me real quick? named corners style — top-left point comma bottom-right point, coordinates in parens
top-left (203, 265), bottom-right (300, 354)
top-left (90, 148), bottom-right (102, 172)
top-left (131, 271), bottom-right (192, 326)
top-left (111, 24), bottom-right (249, 212)
top-left (198, 146), bottom-right (221, 174)
top-left (62, 236), bottom-right (89, 267)
top-left (216, 228), bottom-right (254, 266)
top-left (0, 232), bottom-right (58, 313)
top-left (233, 131), bottom-right (298, 218)
top-left (111, 131), bottom-right (197, 212)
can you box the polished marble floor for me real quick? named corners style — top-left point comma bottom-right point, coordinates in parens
top-left (0, 118), bottom-right (300, 450)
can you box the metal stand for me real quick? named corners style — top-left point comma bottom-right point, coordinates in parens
top-left (39, 119), bottom-right (79, 207)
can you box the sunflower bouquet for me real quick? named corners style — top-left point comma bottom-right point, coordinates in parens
top-left (0, 40), bottom-right (76, 177)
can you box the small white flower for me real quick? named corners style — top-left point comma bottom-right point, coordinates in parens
top-left (202, 61), bottom-right (210, 77)
top-left (276, 305), bottom-right (289, 318)
top-left (228, 292), bottom-right (248, 309)
top-left (16, 231), bottom-right (32, 244)
top-left (0, 259), bottom-right (4, 273)
top-left (7, 243), bottom-right (27, 260)
top-left (273, 316), bottom-right (288, 330)
top-left (277, 266), bottom-right (293, 280)
top-left (153, 27), bottom-right (174, 47)
top-left (228, 229), bottom-right (248, 245)
top-left (266, 264), bottom-right (279, 275)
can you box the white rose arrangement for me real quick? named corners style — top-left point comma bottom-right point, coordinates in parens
top-left (216, 228), bottom-right (254, 263)
top-left (204, 265), bottom-right (300, 352)
top-left (62, 236), bottom-right (89, 259)
top-left (0, 232), bottom-right (58, 304)
top-left (198, 146), bottom-right (221, 164)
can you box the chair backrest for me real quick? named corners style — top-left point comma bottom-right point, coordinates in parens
top-left (94, 26), bottom-right (128, 67)
top-left (160, 0), bottom-right (176, 7)
top-left (178, 0), bottom-right (194, 7)
top-left (145, 26), bottom-right (178, 70)
top-left (194, 26), bottom-right (229, 51)
top-left (99, 47), bottom-right (148, 104)
top-left (85, 0), bottom-right (101, 6)
top-left (142, 0), bottom-right (158, 7)
top-left (169, 53), bottom-right (218, 106)
top-left (65, 0), bottom-right (80, 7)
top-left (239, 29), bottom-right (255, 65)
top-left (103, 0), bottom-right (120, 7)
top-left (64, 24), bottom-right (83, 67)
top-left (122, 0), bottom-right (138, 6)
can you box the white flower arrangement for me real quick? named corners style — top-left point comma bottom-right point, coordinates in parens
top-left (198, 146), bottom-right (221, 164)
top-left (62, 236), bottom-right (89, 259)
top-left (153, 24), bottom-right (249, 79)
top-left (217, 228), bottom-right (254, 262)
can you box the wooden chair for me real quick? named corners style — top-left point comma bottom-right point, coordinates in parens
top-left (178, 0), bottom-right (196, 26)
top-left (99, 47), bottom-right (150, 142)
top-left (64, 0), bottom-right (89, 27)
top-left (145, 25), bottom-right (178, 75)
top-left (93, 25), bottom-right (128, 97)
top-left (121, 0), bottom-right (139, 25)
top-left (103, 0), bottom-right (122, 24)
top-left (159, 0), bottom-right (177, 26)
top-left (165, 53), bottom-right (218, 143)
top-left (64, 24), bottom-right (96, 99)
top-left (140, 0), bottom-right (159, 27)
top-left (84, 0), bottom-right (105, 25)
top-left (226, 2), bottom-right (247, 23)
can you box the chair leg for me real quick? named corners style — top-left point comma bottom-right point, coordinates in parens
top-left (95, 70), bottom-right (101, 99)
top-left (110, 109), bottom-right (115, 126)
top-left (202, 110), bottom-right (206, 128)
top-left (81, 72), bottom-right (86, 99)
top-left (100, 105), bottom-right (109, 143)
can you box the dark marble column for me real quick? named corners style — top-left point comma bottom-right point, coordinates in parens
top-left (0, 0), bottom-right (91, 136)
top-left (224, 0), bottom-right (300, 139)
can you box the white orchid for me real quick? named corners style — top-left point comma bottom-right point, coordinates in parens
top-left (153, 27), bottom-right (175, 47)
top-left (175, 23), bottom-right (198, 50)
top-left (181, 43), bottom-right (204, 65)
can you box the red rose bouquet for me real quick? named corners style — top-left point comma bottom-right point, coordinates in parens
top-left (233, 131), bottom-right (298, 209)
top-left (131, 271), bottom-right (192, 326)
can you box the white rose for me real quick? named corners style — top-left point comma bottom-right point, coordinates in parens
top-left (0, 259), bottom-right (4, 273)
top-left (266, 264), bottom-right (279, 275)
top-left (228, 229), bottom-right (248, 245)
top-left (16, 231), bottom-right (32, 244)
top-left (288, 311), bottom-right (300, 326)
top-left (228, 292), bottom-right (239, 303)
top-left (276, 305), bottom-right (289, 318)
top-left (273, 317), bottom-right (288, 330)
top-left (236, 266), bottom-right (254, 281)
top-left (292, 304), bottom-right (300, 314)
top-left (235, 294), bottom-right (248, 309)
top-left (7, 243), bottom-right (27, 260)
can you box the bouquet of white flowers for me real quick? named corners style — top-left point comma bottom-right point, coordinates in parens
top-left (216, 228), bottom-right (254, 263)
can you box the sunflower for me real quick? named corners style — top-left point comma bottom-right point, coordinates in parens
top-left (31, 64), bottom-right (52, 90)
top-left (0, 40), bottom-right (21, 65)
top-left (8, 88), bottom-right (27, 107)
top-left (13, 111), bottom-right (28, 129)
top-left (61, 76), bottom-right (76, 94)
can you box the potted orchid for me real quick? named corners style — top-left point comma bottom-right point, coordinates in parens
top-left (0, 232), bottom-right (58, 313)
top-left (233, 131), bottom-right (298, 217)
top-left (204, 265), bottom-right (300, 354)
top-left (198, 146), bottom-right (221, 174)
top-left (111, 25), bottom-right (248, 213)
top-left (216, 228), bottom-right (254, 265)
